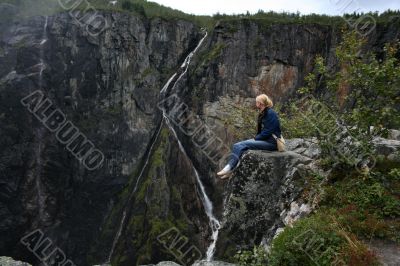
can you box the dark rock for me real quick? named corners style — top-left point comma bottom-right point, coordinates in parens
top-left (285, 138), bottom-right (321, 159)
top-left (0, 11), bottom-right (204, 266)
top-left (218, 150), bottom-right (316, 257)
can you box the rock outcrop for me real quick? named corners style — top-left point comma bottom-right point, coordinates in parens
top-left (217, 146), bottom-right (320, 258)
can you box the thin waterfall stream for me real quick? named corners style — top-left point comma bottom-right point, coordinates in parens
top-left (35, 16), bottom-right (48, 225)
top-left (106, 121), bottom-right (164, 263)
top-left (107, 31), bottom-right (220, 263)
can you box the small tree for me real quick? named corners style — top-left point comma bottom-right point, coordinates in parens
top-left (338, 32), bottom-right (400, 135)
top-left (297, 30), bottom-right (400, 168)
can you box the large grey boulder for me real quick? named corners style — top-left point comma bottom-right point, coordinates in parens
top-left (192, 260), bottom-right (236, 266)
top-left (373, 137), bottom-right (400, 160)
top-left (140, 262), bottom-right (182, 266)
top-left (285, 138), bottom-right (321, 159)
top-left (388, 129), bottom-right (400, 141)
top-left (140, 261), bottom-right (236, 266)
top-left (0, 257), bottom-right (31, 266)
top-left (218, 149), bottom-right (317, 256)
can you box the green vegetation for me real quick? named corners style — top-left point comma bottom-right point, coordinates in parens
top-left (318, 31), bottom-right (398, 126)
top-left (336, 32), bottom-right (400, 132)
top-left (213, 9), bottom-right (400, 32)
top-left (197, 43), bottom-right (226, 65)
top-left (268, 213), bottom-right (380, 266)
top-left (277, 29), bottom-right (400, 168)
top-left (234, 246), bottom-right (268, 266)
top-left (275, 95), bottom-right (337, 139)
top-left (322, 169), bottom-right (400, 243)
top-left (299, 30), bottom-right (400, 134)
top-left (140, 67), bottom-right (156, 80)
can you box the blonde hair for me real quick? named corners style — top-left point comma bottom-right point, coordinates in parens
top-left (256, 94), bottom-right (273, 108)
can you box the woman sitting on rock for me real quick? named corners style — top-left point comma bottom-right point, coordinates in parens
top-left (217, 94), bottom-right (282, 179)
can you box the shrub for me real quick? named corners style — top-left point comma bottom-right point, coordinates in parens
top-left (268, 214), bottom-right (344, 266)
top-left (291, 29), bottom-right (400, 169)
top-left (268, 213), bottom-right (380, 266)
top-left (121, 0), bottom-right (146, 17)
top-left (320, 167), bottom-right (400, 243)
top-left (234, 245), bottom-right (268, 266)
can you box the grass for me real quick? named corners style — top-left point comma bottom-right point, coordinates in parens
top-left (320, 164), bottom-right (400, 242)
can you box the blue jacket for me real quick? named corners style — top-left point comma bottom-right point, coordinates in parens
top-left (255, 108), bottom-right (282, 143)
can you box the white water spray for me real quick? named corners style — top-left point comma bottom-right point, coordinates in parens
top-left (38, 16), bottom-right (48, 90)
top-left (35, 16), bottom-right (48, 224)
top-left (164, 115), bottom-right (220, 261)
top-left (35, 127), bottom-right (45, 222)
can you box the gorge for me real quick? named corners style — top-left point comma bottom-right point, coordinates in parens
top-left (0, 2), bottom-right (399, 266)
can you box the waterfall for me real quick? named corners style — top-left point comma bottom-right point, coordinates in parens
top-left (35, 16), bottom-right (48, 225)
top-left (107, 31), bottom-right (220, 263)
top-left (160, 32), bottom-right (207, 97)
top-left (39, 16), bottom-right (48, 89)
top-left (35, 128), bottom-right (45, 223)
top-left (160, 31), bottom-right (221, 261)
top-left (163, 115), bottom-right (221, 261)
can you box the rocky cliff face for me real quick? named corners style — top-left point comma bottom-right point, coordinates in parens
top-left (0, 9), bottom-right (206, 266)
top-left (1, 6), bottom-right (399, 266)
